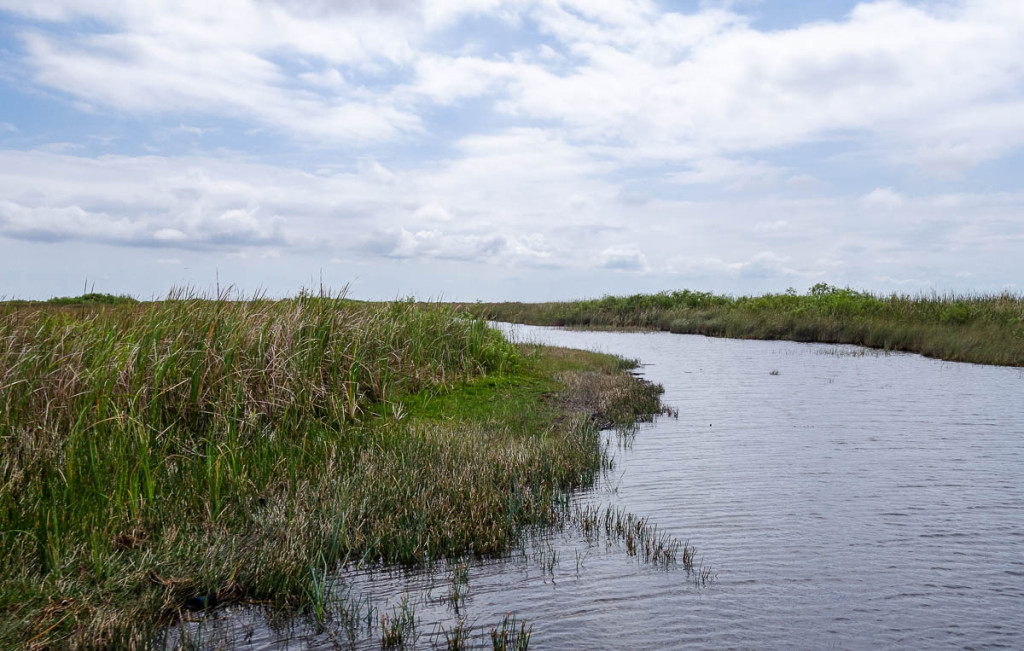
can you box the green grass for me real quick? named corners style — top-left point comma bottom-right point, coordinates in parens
top-left (465, 284), bottom-right (1024, 367)
top-left (0, 294), bottom-right (665, 648)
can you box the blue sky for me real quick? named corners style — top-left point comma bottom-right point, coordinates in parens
top-left (1, 0), bottom-right (1022, 300)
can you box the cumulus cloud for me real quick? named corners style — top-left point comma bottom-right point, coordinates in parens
top-left (0, 148), bottom-right (580, 268)
top-left (0, 197), bottom-right (284, 249)
top-left (0, 151), bottom-right (303, 249)
top-left (362, 226), bottom-right (555, 266)
top-left (483, 0), bottom-right (1024, 170)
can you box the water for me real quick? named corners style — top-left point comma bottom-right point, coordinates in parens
top-left (171, 326), bottom-right (1024, 649)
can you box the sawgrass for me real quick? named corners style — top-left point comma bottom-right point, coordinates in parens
top-left (0, 292), bottom-right (665, 648)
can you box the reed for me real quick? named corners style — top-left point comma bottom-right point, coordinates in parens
top-left (380, 596), bottom-right (415, 648)
top-left (442, 618), bottom-right (470, 650)
top-left (464, 284), bottom-right (1024, 367)
top-left (447, 561), bottom-right (469, 614)
top-left (490, 613), bottom-right (532, 651)
top-left (0, 292), bottom-right (666, 647)
top-left (571, 503), bottom-right (697, 570)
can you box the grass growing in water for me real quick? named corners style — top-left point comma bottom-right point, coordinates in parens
top-left (490, 613), bottom-right (532, 651)
top-left (447, 562), bottom-right (469, 614)
top-left (380, 595), bottom-right (415, 648)
top-left (465, 284), bottom-right (1024, 367)
top-left (0, 293), bottom-right (668, 647)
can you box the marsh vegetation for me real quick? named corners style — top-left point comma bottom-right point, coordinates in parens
top-left (466, 284), bottom-right (1024, 367)
top-left (0, 293), bottom-right (673, 648)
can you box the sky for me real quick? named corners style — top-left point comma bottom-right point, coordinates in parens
top-left (1, 0), bottom-right (1023, 301)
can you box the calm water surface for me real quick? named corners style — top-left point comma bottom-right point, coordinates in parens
top-left (173, 326), bottom-right (1024, 649)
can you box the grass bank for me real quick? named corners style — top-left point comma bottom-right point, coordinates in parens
top-left (0, 294), bottom-right (666, 648)
top-left (466, 284), bottom-right (1024, 367)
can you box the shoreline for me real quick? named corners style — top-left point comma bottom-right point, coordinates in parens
top-left (463, 287), bottom-right (1024, 368)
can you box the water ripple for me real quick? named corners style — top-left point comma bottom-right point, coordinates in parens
top-left (168, 327), bottom-right (1024, 649)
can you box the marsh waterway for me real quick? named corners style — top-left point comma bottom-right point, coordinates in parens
top-left (171, 325), bottom-right (1024, 649)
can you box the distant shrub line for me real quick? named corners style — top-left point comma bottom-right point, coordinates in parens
top-left (467, 284), bottom-right (1024, 367)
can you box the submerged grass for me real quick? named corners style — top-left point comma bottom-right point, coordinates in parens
top-left (465, 284), bottom-right (1024, 367)
top-left (0, 292), bottom-right (667, 648)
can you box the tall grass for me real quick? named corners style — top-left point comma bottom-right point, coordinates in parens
top-left (467, 284), bottom-right (1024, 366)
top-left (0, 293), bottom-right (665, 647)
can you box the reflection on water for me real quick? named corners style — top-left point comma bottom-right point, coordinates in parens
top-left (166, 326), bottom-right (1024, 649)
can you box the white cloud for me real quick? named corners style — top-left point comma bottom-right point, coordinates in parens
top-left (0, 146), bottom-right (587, 268)
top-left (862, 187), bottom-right (904, 209)
top-left (12, 2), bottom-right (424, 142)
top-left (409, 55), bottom-right (523, 105)
top-left (2, 145), bottom-right (1024, 297)
top-left (358, 159), bottom-right (398, 184)
top-left (669, 157), bottom-right (793, 189)
top-left (754, 219), bottom-right (788, 233)
top-left (362, 226), bottom-right (554, 266)
top-left (3, 2), bottom-right (1024, 298)
top-left (667, 251), bottom-right (800, 279)
top-left (497, 0), bottom-right (1024, 170)
top-left (413, 201), bottom-right (453, 222)
top-left (172, 123), bottom-right (210, 138)
top-left (153, 228), bottom-right (187, 242)
top-left (4, 0), bottom-right (1024, 168)
top-left (0, 151), bottom-right (290, 249)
